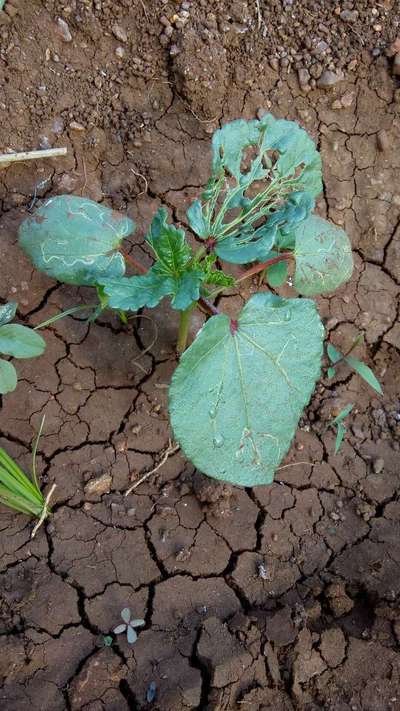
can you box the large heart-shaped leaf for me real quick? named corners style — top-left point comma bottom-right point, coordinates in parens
top-left (19, 195), bottom-right (134, 286)
top-left (293, 215), bottom-right (353, 296)
top-left (169, 293), bottom-right (324, 486)
top-left (0, 325), bottom-right (46, 359)
top-left (0, 360), bottom-right (17, 394)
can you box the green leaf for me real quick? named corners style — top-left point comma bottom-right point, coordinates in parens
top-left (0, 360), bottom-right (17, 394)
top-left (19, 195), bottom-right (133, 286)
top-left (0, 324), bottom-right (46, 359)
top-left (200, 255), bottom-right (235, 288)
top-left (293, 215), bottom-right (353, 296)
top-left (267, 260), bottom-right (288, 288)
top-left (191, 116), bottom-right (322, 264)
top-left (187, 199), bottom-right (209, 239)
top-left (345, 356), bottom-right (383, 395)
top-left (335, 423), bottom-right (346, 454)
top-left (146, 207), bottom-right (191, 273)
top-left (169, 293), bottom-right (324, 487)
top-left (100, 268), bottom-right (204, 312)
top-left (327, 366), bottom-right (336, 379)
top-left (327, 343), bottom-right (342, 364)
top-left (328, 403), bottom-right (354, 427)
top-left (102, 209), bottom-right (215, 311)
top-left (0, 302), bottom-right (17, 327)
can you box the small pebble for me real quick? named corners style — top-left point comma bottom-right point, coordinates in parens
top-left (169, 44), bottom-right (181, 56)
top-left (297, 67), bottom-right (311, 89)
top-left (373, 457), bottom-right (384, 474)
top-left (5, 4), bottom-right (19, 18)
top-left (269, 57), bottom-right (280, 72)
top-left (340, 9), bottom-right (358, 22)
top-left (56, 17), bottom-right (72, 42)
top-left (112, 24), bottom-right (127, 43)
top-left (317, 70), bottom-right (342, 89)
top-left (340, 90), bottom-right (355, 107)
top-left (69, 120), bottom-right (85, 131)
top-left (115, 46), bottom-right (125, 59)
top-left (393, 53), bottom-right (400, 77)
top-left (377, 129), bottom-right (389, 152)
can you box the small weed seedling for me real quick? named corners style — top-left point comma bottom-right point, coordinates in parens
top-left (327, 334), bottom-right (382, 394)
top-left (113, 608), bottom-right (145, 644)
top-left (325, 404), bottom-right (354, 454)
top-left (0, 417), bottom-right (55, 535)
top-left (19, 114), bottom-right (378, 487)
top-left (0, 302), bottom-right (46, 394)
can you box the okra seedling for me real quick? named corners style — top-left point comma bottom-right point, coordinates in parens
top-left (19, 114), bottom-right (361, 487)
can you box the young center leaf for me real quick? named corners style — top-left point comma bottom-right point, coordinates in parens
top-left (169, 293), bottom-right (324, 487)
top-left (100, 208), bottom-right (204, 311)
top-left (101, 208), bottom-right (233, 311)
top-left (19, 195), bottom-right (133, 286)
top-left (293, 215), bottom-right (353, 296)
top-left (187, 114), bottom-right (322, 264)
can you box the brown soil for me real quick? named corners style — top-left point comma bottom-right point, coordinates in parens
top-left (1, 2), bottom-right (400, 710)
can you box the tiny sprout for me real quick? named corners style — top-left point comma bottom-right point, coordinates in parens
top-left (103, 635), bottom-right (113, 647)
top-left (113, 608), bottom-right (145, 644)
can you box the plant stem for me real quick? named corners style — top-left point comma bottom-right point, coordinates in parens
top-left (120, 248), bottom-right (147, 274)
top-left (237, 252), bottom-right (293, 283)
top-left (177, 305), bottom-right (194, 354)
top-left (198, 297), bottom-right (220, 316)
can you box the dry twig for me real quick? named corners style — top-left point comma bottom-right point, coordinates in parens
top-left (31, 483), bottom-right (56, 538)
top-left (125, 441), bottom-right (180, 495)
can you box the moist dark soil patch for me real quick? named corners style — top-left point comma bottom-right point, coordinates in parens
top-left (0, 2), bottom-right (399, 710)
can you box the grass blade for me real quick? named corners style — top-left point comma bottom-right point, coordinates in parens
top-left (0, 465), bottom-right (43, 505)
top-left (32, 415), bottom-right (45, 490)
top-left (345, 356), bottom-right (383, 395)
top-left (0, 450), bottom-right (40, 499)
top-left (335, 423), bottom-right (346, 454)
top-left (0, 485), bottom-right (42, 516)
top-left (328, 404), bottom-right (354, 428)
top-left (327, 343), bottom-right (342, 364)
top-left (34, 304), bottom-right (97, 330)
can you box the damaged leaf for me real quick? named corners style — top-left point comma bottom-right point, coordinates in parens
top-left (187, 114), bottom-right (322, 264)
top-left (19, 195), bottom-right (133, 286)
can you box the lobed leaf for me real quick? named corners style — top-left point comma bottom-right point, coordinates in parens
top-left (0, 324), bottom-right (46, 359)
top-left (170, 293), bottom-right (324, 487)
top-left (101, 209), bottom-right (231, 311)
top-left (19, 195), bottom-right (133, 286)
top-left (293, 215), bottom-right (353, 296)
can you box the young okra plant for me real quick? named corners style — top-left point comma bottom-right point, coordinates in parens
top-left (19, 114), bottom-right (356, 487)
top-left (0, 301), bottom-right (46, 394)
